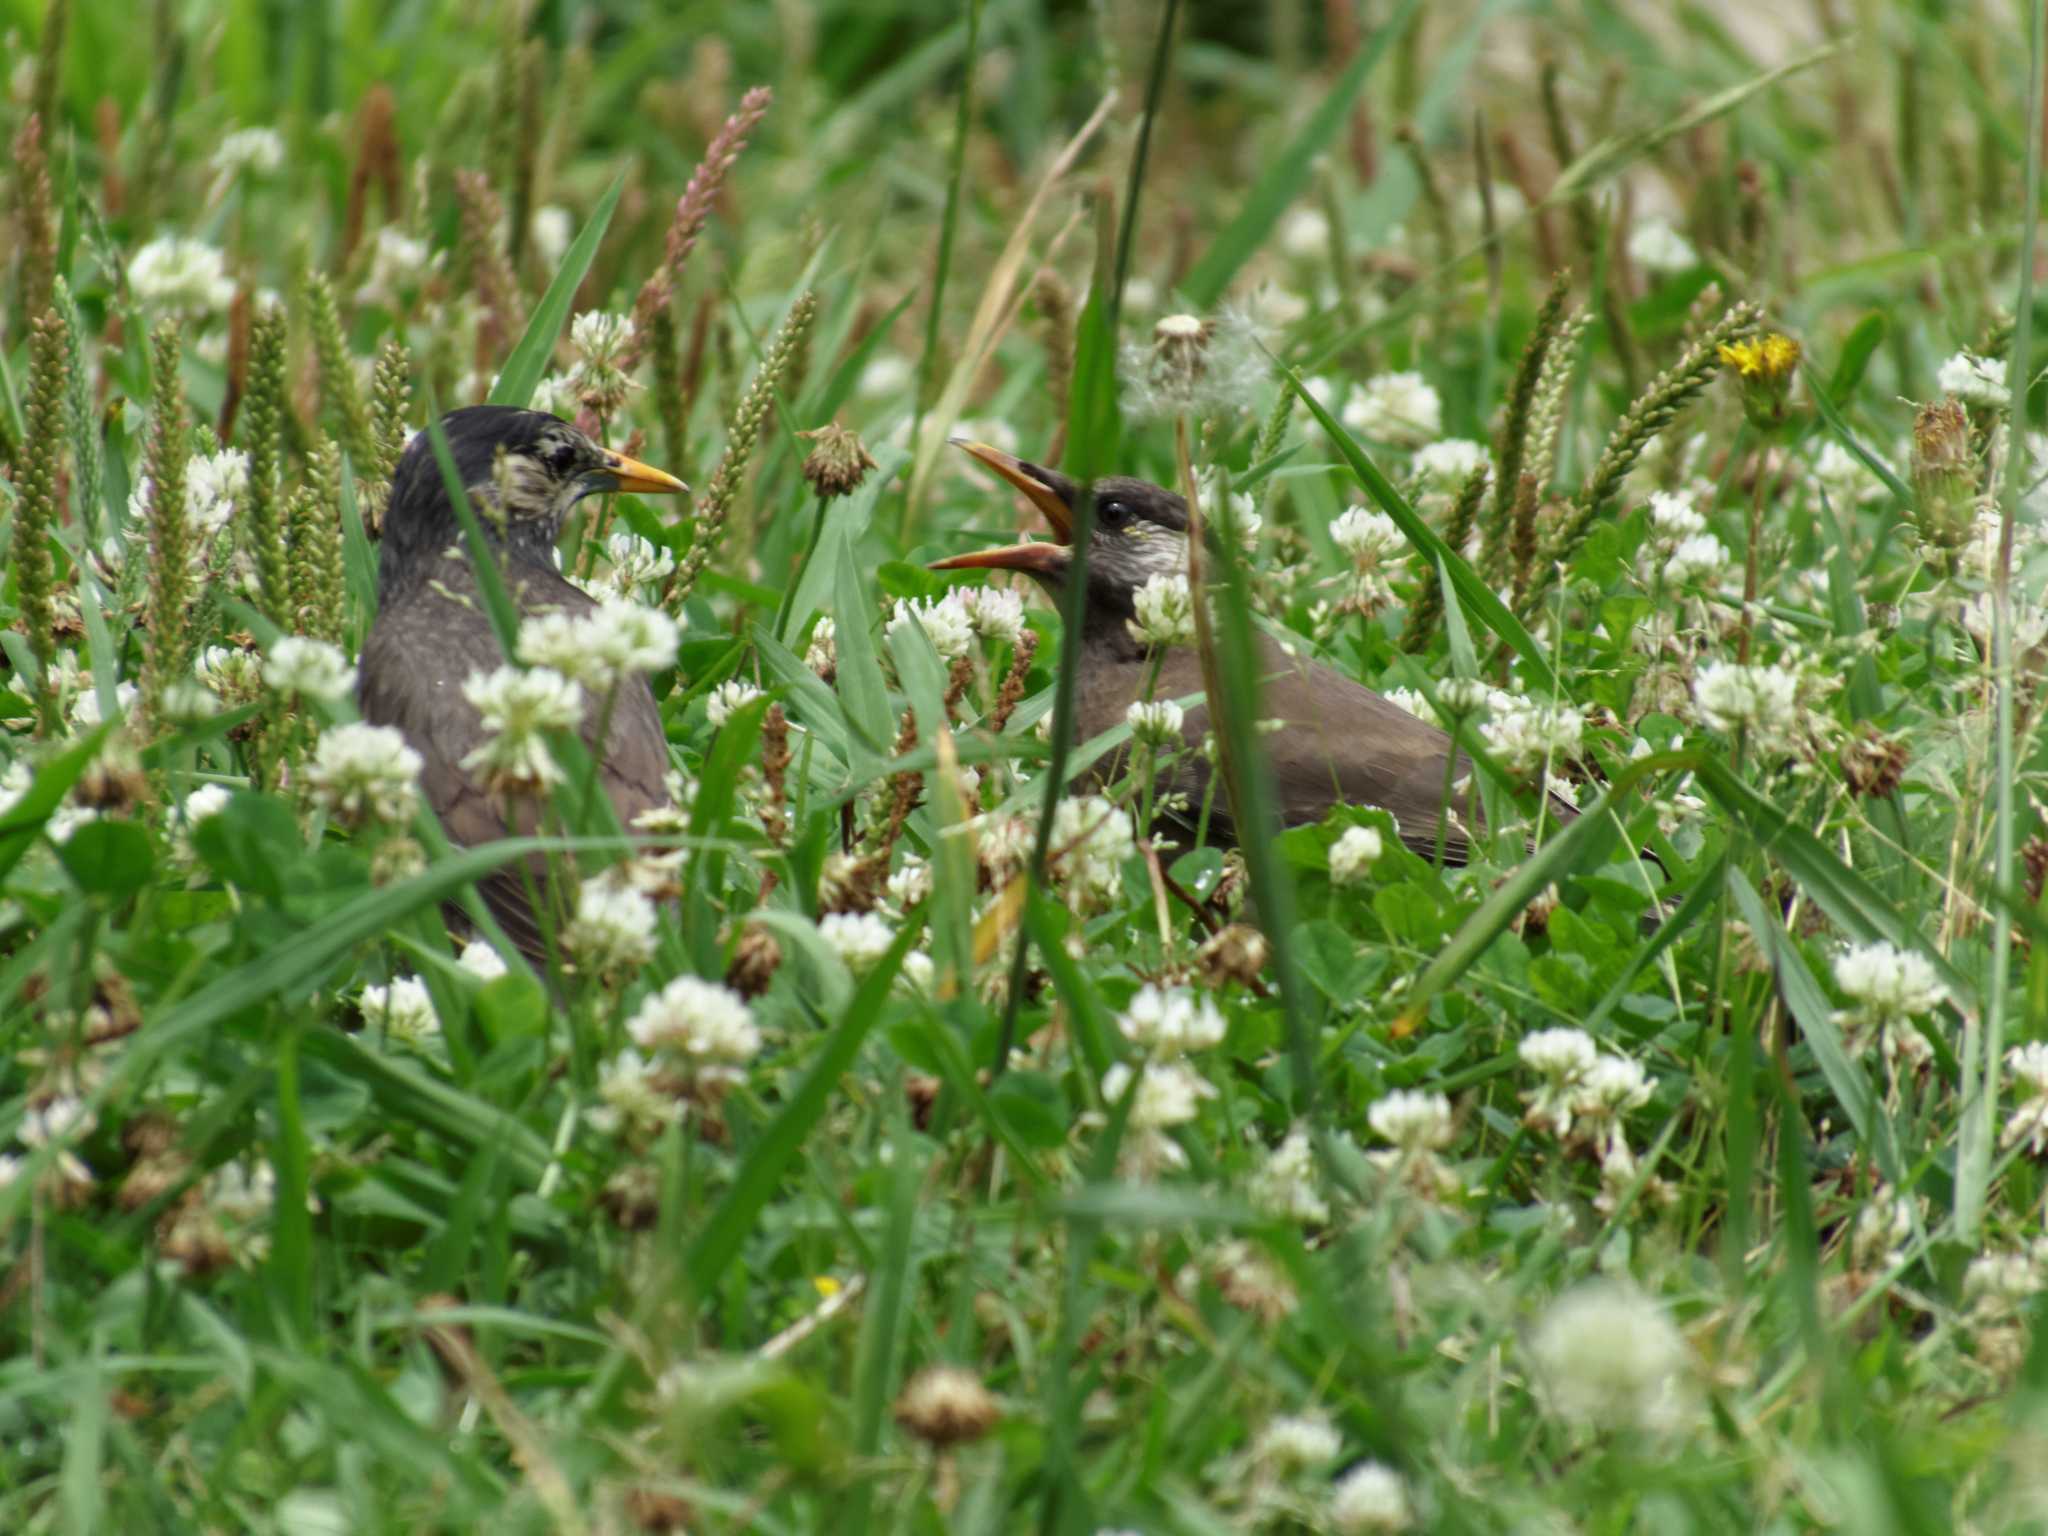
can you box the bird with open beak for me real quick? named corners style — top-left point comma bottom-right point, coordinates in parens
top-left (934, 439), bottom-right (1561, 863)
top-left (357, 405), bottom-right (688, 960)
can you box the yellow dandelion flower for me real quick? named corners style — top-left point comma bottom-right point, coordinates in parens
top-left (813, 1275), bottom-right (842, 1299)
top-left (1721, 332), bottom-right (1801, 432)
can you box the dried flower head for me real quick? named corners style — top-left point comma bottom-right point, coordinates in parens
top-left (894, 1364), bottom-right (1001, 1448)
top-left (798, 422), bottom-right (879, 500)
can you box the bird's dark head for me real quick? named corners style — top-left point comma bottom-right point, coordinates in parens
top-left (378, 406), bottom-right (686, 601)
top-left (932, 440), bottom-right (1190, 627)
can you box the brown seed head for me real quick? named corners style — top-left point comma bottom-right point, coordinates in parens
top-left (799, 422), bottom-right (878, 500)
top-left (1195, 923), bottom-right (1270, 989)
top-left (1840, 726), bottom-right (1910, 799)
top-left (894, 1364), bottom-right (1001, 1448)
top-left (725, 925), bottom-right (783, 999)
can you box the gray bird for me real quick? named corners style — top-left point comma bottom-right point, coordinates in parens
top-left (357, 406), bottom-right (687, 959)
top-left (933, 440), bottom-right (1558, 864)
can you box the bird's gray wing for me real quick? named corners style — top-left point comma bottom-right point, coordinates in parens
top-left (357, 578), bottom-right (560, 957)
top-left (1077, 634), bottom-right (1498, 862)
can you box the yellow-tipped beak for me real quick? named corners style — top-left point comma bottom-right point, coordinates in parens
top-left (602, 448), bottom-right (688, 497)
top-left (951, 438), bottom-right (1073, 541)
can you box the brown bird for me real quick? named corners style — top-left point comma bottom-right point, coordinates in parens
top-left (933, 441), bottom-right (1560, 864)
top-left (357, 406), bottom-right (687, 958)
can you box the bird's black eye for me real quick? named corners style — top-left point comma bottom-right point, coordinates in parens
top-left (546, 439), bottom-right (582, 478)
top-left (1097, 500), bottom-right (1128, 529)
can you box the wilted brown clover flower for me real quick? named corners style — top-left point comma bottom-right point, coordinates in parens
top-left (894, 1364), bottom-right (1001, 1448)
top-left (799, 422), bottom-right (878, 500)
top-left (1841, 726), bottom-right (1910, 799)
top-left (1909, 398), bottom-right (1978, 551)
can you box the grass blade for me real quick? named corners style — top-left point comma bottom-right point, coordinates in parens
top-left (488, 169), bottom-right (626, 410)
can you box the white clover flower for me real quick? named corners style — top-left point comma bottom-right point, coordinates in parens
top-left (70, 680), bottom-right (137, 730)
top-left (458, 940), bottom-right (509, 981)
top-left (172, 782), bottom-right (232, 863)
top-left (1627, 218), bottom-right (1697, 275)
top-left (585, 600), bottom-right (680, 683)
top-left (185, 448), bottom-right (251, 541)
top-left (262, 635), bottom-right (356, 701)
top-left (1965, 1249), bottom-right (2044, 1316)
top-left (562, 876), bottom-right (658, 975)
top-left (1117, 983), bottom-right (1226, 1054)
top-left (1197, 469), bottom-right (1263, 548)
top-left (362, 227), bottom-right (431, 307)
top-left (1250, 1127), bottom-right (1330, 1224)
top-left (602, 531), bottom-right (676, 593)
top-left (1661, 532), bottom-right (1729, 587)
top-left (360, 975), bottom-right (438, 1041)
top-left (1368, 1089), bottom-right (1454, 1154)
top-left (1529, 1282), bottom-right (1688, 1433)
top-left (128, 235), bottom-right (235, 313)
top-left (589, 1046), bottom-right (681, 1140)
top-left (1127, 573), bottom-right (1195, 646)
top-left (1832, 940), bottom-right (1944, 1066)
top-left (1048, 795), bottom-right (1135, 907)
top-left (1413, 438), bottom-right (1490, 491)
top-left (1328, 825), bottom-right (1383, 885)
top-left (460, 666), bottom-right (583, 794)
top-left (1480, 698), bottom-right (1583, 775)
top-left (820, 910), bottom-right (896, 973)
top-left (1280, 206), bottom-right (1331, 259)
top-left (706, 679), bottom-right (763, 728)
top-left (195, 644), bottom-right (263, 701)
top-left (1329, 1461), bottom-right (1413, 1533)
top-left (804, 617), bottom-right (837, 677)
top-left (1519, 1027), bottom-right (1597, 1136)
top-left (2006, 1042), bottom-right (2048, 1156)
top-left (1576, 1054), bottom-right (1653, 1120)
top-left (306, 722), bottom-right (422, 826)
top-left (627, 974), bottom-right (761, 1086)
top-left (180, 782), bottom-right (232, 828)
top-left (514, 611), bottom-right (587, 678)
top-left (1101, 1059), bottom-right (1214, 1129)
top-left (1383, 687), bottom-right (1435, 724)
top-left (530, 206), bottom-right (574, 268)
top-left (956, 584), bottom-right (1026, 645)
top-left (1329, 508), bottom-right (1405, 569)
top-left (1436, 677), bottom-right (1500, 718)
top-left (1646, 489), bottom-right (1706, 540)
top-left (858, 353), bottom-right (915, 399)
top-left (1850, 1187), bottom-right (1916, 1270)
top-left (1341, 371), bottom-right (1442, 447)
top-left (888, 594), bottom-right (975, 662)
top-left (1254, 1410), bottom-right (1341, 1470)
top-left (887, 856), bottom-right (933, 908)
top-left (1692, 660), bottom-right (1801, 748)
top-left (18, 1094), bottom-right (96, 1149)
top-left (570, 310), bottom-right (635, 368)
top-left (211, 126), bottom-right (285, 180)
top-left (1937, 350), bottom-right (2010, 408)
top-left (1813, 440), bottom-right (1875, 506)
top-left (1126, 698), bottom-right (1184, 747)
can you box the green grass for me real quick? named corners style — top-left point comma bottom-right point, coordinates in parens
top-left (3, 0), bottom-right (2048, 1530)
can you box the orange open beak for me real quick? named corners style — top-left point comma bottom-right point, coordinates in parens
top-left (929, 439), bottom-right (1072, 576)
top-left (601, 448), bottom-right (688, 497)
top-left (949, 439), bottom-right (1072, 541)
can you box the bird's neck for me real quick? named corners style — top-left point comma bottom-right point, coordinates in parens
top-left (376, 511), bottom-right (563, 606)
